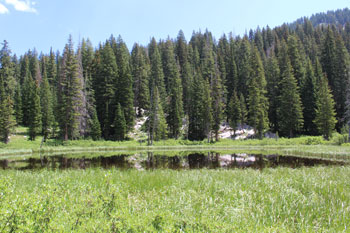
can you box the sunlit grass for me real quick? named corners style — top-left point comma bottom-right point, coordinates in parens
top-left (0, 167), bottom-right (349, 232)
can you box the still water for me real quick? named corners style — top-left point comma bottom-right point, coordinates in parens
top-left (0, 152), bottom-right (347, 170)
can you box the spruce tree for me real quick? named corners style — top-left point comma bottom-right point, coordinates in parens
top-left (236, 37), bottom-right (251, 98)
top-left (265, 55), bottom-right (280, 132)
top-left (114, 103), bottom-right (126, 141)
top-left (175, 30), bottom-right (193, 115)
top-left (0, 76), bottom-right (15, 144)
top-left (278, 60), bottom-right (303, 138)
top-left (0, 40), bottom-right (16, 99)
top-left (14, 83), bottom-right (23, 125)
top-left (239, 93), bottom-right (247, 129)
top-left (84, 71), bottom-right (101, 141)
top-left (314, 76), bottom-right (337, 140)
top-left (287, 35), bottom-right (306, 86)
top-left (47, 48), bottom-right (57, 86)
top-left (148, 38), bottom-right (166, 106)
top-left (163, 39), bottom-right (183, 139)
top-left (188, 73), bottom-right (212, 141)
top-left (40, 65), bottom-right (54, 140)
top-left (81, 38), bottom-right (95, 79)
top-left (148, 86), bottom-right (168, 144)
top-left (114, 36), bottom-right (135, 131)
top-left (131, 43), bottom-right (150, 116)
top-left (227, 90), bottom-right (241, 135)
top-left (226, 36), bottom-right (238, 103)
top-left (28, 49), bottom-right (42, 85)
top-left (21, 72), bottom-right (32, 126)
top-left (202, 38), bottom-right (223, 141)
top-left (57, 36), bottom-right (85, 140)
top-left (247, 46), bottom-right (269, 139)
top-left (90, 107), bottom-right (101, 141)
top-left (321, 27), bottom-right (337, 92)
top-left (93, 42), bottom-right (118, 139)
top-left (301, 59), bottom-right (317, 135)
top-left (28, 79), bottom-right (42, 141)
top-left (333, 34), bottom-right (350, 127)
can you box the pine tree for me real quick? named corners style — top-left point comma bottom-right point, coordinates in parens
top-left (93, 42), bottom-right (118, 140)
top-left (239, 93), bottom-right (247, 129)
top-left (40, 64), bottom-right (54, 140)
top-left (148, 86), bottom-right (168, 144)
top-left (14, 83), bottom-right (23, 125)
top-left (0, 76), bottom-right (15, 144)
top-left (90, 107), bottom-right (101, 140)
top-left (114, 103), bottom-right (126, 141)
top-left (47, 48), bottom-right (57, 86)
top-left (226, 36), bottom-right (238, 103)
top-left (175, 30), bottom-right (193, 115)
top-left (57, 36), bottom-right (85, 140)
top-left (81, 38), bottom-right (95, 79)
top-left (21, 71), bottom-right (32, 126)
top-left (236, 37), bottom-right (251, 98)
top-left (28, 49), bottom-right (42, 85)
top-left (188, 73), bottom-right (212, 141)
top-left (0, 41), bottom-right (16, 143)
top-left (287, 35), bottom-right (306, 86)
top-left (278, 60), bottom-right (304, 138)
top-left (0, 41), bottom-right (16, 99)
top-left (84, 71), bottom-right (101, 140)
top-left (314, 76), bottom-right (337, 140)
top-left (265, 55), bottom-right (280, 132)
top-left (227, 90), bottom-right (241, 135)
top-left (163, 39), bottom-right (183, 139)
top-left (202, 38), bottom-right (223, 141)
top-left (148, 38), bottom-right (166, 106)
top-left (247, 46), bottom-right (269, 139)
top-left (131, 43), bottom-right (150, 116)
top-left (154, 99), bottom-right (167, 141)
top-left (28, 79), bottom-right (42, 141)
top-left (321, 27), bottom-right (337, 91)
top-left (301, 59), bottom-right (317, 135)
top-left (114, 36), bottom-right (135, 131)
top-left (333, 34), bottom-right (350, 127)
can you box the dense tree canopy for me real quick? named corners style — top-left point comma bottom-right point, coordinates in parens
top-left (2, 8), bottom-right (350, 142)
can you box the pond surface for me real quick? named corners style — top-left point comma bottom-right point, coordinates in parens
top-left (0, 152), bottom-right (347, 170)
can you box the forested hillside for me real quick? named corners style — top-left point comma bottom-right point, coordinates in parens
top-left (292, 7), bottom-right (350, 27)
top-left (1, 8), bottom-right (350, 143)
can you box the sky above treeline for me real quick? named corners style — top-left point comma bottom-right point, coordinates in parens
top-left (0, 0), bottom-right (349, 55)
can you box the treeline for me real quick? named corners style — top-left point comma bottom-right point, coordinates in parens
top-left (2, 11), bottom-right (350, 143)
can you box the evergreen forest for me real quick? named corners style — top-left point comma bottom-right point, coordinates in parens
top-left (2, 8), bottom-right (350, 144)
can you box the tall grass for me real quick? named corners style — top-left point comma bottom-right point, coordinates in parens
top-left (0, 167), bottom-right (349, 232)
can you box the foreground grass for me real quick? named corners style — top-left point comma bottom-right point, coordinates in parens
top-left (0, 167), bottom-right (349, 232)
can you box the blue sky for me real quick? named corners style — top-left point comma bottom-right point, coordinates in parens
top-left (0, 0), bottom-right (349, 55)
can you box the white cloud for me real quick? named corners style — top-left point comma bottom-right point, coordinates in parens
top-left (4, 0), bottom-right (37, 13)
top-left (0, 3), bottom-right (9, 14)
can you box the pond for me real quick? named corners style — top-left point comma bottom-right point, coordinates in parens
top-left (0, 152), bottom-right (347, 170)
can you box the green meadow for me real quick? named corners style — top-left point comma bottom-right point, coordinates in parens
top-left (1, 167), bottom-right (349, 232)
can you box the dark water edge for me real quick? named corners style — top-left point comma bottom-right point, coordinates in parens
top-left (0, 152), bottom-right (348, 171)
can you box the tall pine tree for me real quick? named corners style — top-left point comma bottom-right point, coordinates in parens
top-left (247, 46), bottom-right (269, 139)
top-left (40, 63), bottom-right (54, 140)
top-left (278, 60), bottom-right (304, 138)
top-left (57, 36), bottom-right (85, 140)
top-left (314, 76), bottom-right (337, 140)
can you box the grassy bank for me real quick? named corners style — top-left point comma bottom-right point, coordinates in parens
top-left (1, 167), bottom-right (349, 232)
top-left (1, 127), bottom-right (350, 159)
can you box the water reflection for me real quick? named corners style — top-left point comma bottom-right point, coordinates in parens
top-left (0, 152), bottom-right (347, 170)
